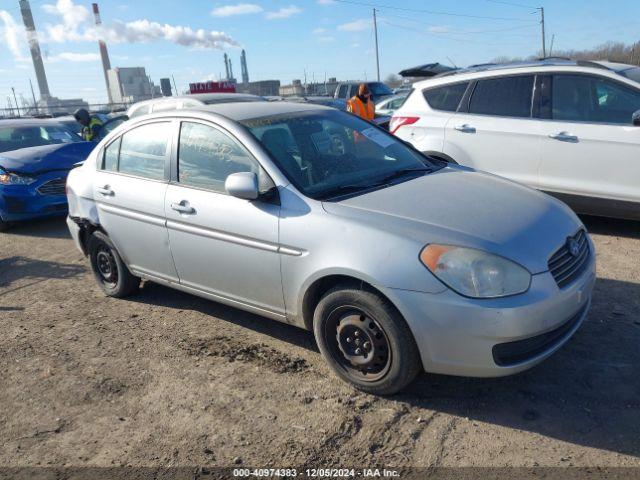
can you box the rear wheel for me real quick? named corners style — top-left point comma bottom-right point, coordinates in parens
top-left (313, 287), bottom-right (421, 395)
top-left (88, 231), bottom-right (140, 297)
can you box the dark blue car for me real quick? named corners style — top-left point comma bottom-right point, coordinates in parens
top-left (0, 119), bottom-right (96, 231)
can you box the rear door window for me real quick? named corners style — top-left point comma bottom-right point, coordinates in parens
top-left (337, 85), bottom-right (348, 98)
top-left (423, 82), bottom-right (469, 112)
top-left (102, 137), bottom-right (120, 171)
top-left (118, 122), bottom-right (171, 180)
top-left (469, 75), bottom-right (535, 118)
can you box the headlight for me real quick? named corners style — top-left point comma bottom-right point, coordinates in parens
top-left (420, 244), bottom-right (531, 298)
top-left (0, 170), bottom-right (36, 185)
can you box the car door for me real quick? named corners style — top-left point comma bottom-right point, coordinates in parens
top-left (443, 74), bottom-right (542, 188)
top-left (539, 73), bottom-right (640, 212)
top-left (164, 120), bottom-right (285, 317)
top-left (93, 120), bottom-right (178, 281)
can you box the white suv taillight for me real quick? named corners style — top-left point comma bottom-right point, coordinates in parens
top-left (389, 116), bottom-right (419, 135)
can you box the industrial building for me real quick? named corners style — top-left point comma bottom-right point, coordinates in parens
top-left (236, 80), bottom-right (281, 97)
top-left (107, 67), bottom-right (153, 104)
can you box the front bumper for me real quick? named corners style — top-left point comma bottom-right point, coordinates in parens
top-left (0, 171), bottom-right (69, 222)
top-left (380, 246), bottom-right (596, 377)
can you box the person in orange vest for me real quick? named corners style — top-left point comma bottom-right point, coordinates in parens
top-left (347, 83), bottom-right (375, 121)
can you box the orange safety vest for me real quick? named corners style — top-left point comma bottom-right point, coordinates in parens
top-left (347, 96), bottom-right (375, 121)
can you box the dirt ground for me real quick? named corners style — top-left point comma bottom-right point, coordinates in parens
top-left (1, 214), bottom-right (639, 474)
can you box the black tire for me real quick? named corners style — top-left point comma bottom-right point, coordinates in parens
top-left (313, 286), bottom-right (421, 395)
top-left (0, 219), bottom-right (9, 232)
top-left (87, 231), bottom-right (140, 297)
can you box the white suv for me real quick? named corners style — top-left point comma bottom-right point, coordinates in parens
top-left (392, 59), bottom-right (640, 220)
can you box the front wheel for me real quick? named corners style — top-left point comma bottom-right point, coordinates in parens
top-left (88, 231), bottom-right (140, 297)
top-left (313, 287), bottom-right (421, 395)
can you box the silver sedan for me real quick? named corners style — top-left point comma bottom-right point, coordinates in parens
top-left (66, 102), bottom-right (595, 395)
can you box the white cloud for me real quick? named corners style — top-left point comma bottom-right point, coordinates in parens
top-left (265, 5), bottom-right (302, 20)
top-left (317, 0), bottom-right (335, 4)
top-left (312, 27), bottom-right (326, 34)
top-left (43, 0), bottom-right (90, 26)
top-left (0, 10), bottom-right (29, 62)
top-left (337, 18), bottom-right (370, 32)
top-left (45, 52), bottom-right (101, 62)
top-left (211, 3), bottom-right (263, 17)
top-left (317, 36), bottom-right (334, 43)
top-left (427, 25), bottom-right (450, 34)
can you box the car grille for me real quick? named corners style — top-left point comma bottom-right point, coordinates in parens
top-left (37, 178), bottom-right (66, 196)
top-left (492, 302), bottom-right (588, 366)
top-left (548, 230), bottom-right (590, 289)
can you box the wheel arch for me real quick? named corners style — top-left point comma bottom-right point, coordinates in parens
top-left (300, 273), bottom-right (401, 332)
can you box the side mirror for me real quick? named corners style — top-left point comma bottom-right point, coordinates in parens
top-left (225, 172), bottom-right (259, 200)
top-left (633, 110), bottom-right (640, 127)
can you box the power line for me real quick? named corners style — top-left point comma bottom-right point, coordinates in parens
top-left (381, 12), bottom-right (539, 35)
top-left (485, 0), bottom-right (538, 9)
top-left (331, 0), bottom-right (539, 22)
top-left (379, 19), bottom-right (531, 47)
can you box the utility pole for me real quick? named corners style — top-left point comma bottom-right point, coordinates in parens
top-left (373, 8), bottom-right (380, 82)
top-left (29, 78), bottom-right (38, 114)
top-left (11, 87), bottom-right (20, 117)
top-left (171, 75), bottom-right (178, 95)
top-left (539, 7), bottom-right (546, 58)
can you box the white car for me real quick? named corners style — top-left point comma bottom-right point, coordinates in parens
top-left (375, 93), bottom-right (409, 116)
top-left (391, 59), bottom-right (640, 220)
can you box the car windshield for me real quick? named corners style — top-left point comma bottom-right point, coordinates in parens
top-left (58, 120), bottom-right (83, 136)
top-left (369, 82), bottom-right (393, 96)
top-left (0, 124), bottom-right (82, 153)
top-left (241, 110), bottom-right (439, 200)
top-left (618, 67), bottom-right (640, 84)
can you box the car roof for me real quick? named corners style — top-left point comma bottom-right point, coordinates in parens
top-left (411, 58), bottom-right (639, 89)
top-left (0, 118), bottom-right (67, 128)
top-left (186, 101), bottom-right (332, 121)
top-left (183, 93), bottom-right (263, 102)
top-left (434, 58), bottom-right (614, 77)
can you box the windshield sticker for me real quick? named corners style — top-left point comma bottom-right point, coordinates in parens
top-left (360, 127), bottom-right (395, 148)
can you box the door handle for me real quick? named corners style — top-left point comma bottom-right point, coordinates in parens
top-left (454, 124), bottom-right (476, 133)
top-left (97, 186), bottom-right (114, 196)
top-left (170, 201), bottom-right (195, 214)
top-left (549, 132), bottom-right (578, 143)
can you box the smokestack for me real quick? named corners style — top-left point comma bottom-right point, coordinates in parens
top-left (229, 59), bottom-right (234, 82)
top-left (93, 3), bottom-right (113, 105)
top-left (223, 53), bottom-right (230, 80)
top-left (19, 0), bottom-right (50, 99)
top-left (240, 49), bottom-right (249, 84)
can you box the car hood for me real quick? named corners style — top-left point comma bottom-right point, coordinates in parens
top-left (322, 167), bottom-right (583, 274)
top-left (0, 142), bottom-right (95, 175)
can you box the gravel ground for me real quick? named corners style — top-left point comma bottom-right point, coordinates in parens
top-left (0, 215), bottom-right (639, 473)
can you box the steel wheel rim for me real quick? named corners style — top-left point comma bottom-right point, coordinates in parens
top-left (96, 245), bottom-right (118, 287)
top-left (324, 306), bottom-right (392, 382)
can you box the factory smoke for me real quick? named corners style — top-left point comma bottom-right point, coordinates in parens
top-left (0, 0), bottom-right (239, 63)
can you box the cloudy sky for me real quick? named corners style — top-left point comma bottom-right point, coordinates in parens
top-left (1, 0), bottom-right (639, 105)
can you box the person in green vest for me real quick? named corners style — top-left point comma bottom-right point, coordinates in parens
top-left (74, 108), bottom-right (103, 141)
